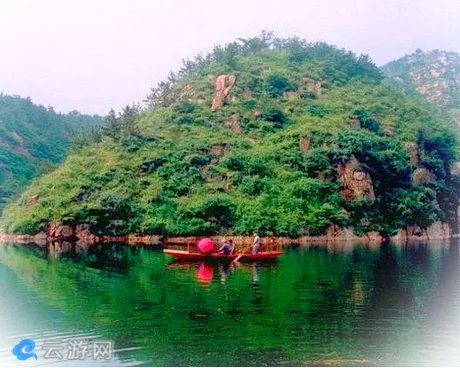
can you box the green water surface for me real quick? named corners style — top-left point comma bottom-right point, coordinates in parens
top-left (0, 240), bottom-right (459, 366)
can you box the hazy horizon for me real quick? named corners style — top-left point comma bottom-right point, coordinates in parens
top-left (1, 0), bottom-right (459, 116)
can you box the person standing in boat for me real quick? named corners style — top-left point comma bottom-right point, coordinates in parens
top-left (218, 238), bottom-right (233, 255)
top-left (253, 232), bottom-right (261, 254)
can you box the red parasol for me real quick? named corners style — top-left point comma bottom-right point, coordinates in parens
top-left (197, 237), bottom-right (215, 254)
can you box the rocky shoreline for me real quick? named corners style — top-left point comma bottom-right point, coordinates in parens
top-left (0, 220), bottom-right (457, 245)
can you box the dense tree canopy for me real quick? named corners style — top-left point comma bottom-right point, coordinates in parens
top-left (0, 94), bottom-right (102, 210)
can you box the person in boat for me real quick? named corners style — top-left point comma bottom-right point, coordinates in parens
top-left (253, 232), bottom-right (261, 254)
top-left (218, 238), bottom-right (233, 255)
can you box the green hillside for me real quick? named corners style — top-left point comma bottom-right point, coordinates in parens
top-left (1, 34), bottom-right (458, 237)
top-left (0, 94), bottom-right (102, 210)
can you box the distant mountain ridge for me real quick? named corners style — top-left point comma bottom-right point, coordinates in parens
top-left (0, 93), bottom-right (103, 210)
top-left (383, 49), bottom-right (460, 123)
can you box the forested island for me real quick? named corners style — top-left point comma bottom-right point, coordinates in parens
top-left (1, 34), bottom-right (459, 241)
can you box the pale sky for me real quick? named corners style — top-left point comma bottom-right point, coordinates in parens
top-left (0, 0), bottom-right (459, 115)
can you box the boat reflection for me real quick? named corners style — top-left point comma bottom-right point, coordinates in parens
top-left (197, 262), bottom-right (214, 284)
top-left (218, 263), bottom-right (235, 284)
top-left (166, 259), bottom-right (276, 286)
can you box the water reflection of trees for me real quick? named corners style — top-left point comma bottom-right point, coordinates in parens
top-left (0, 240), bottom-right (457, 366)
top-left (415, 240), bottom-right (460, 365)
top-left (40, 241), bottom-right (160, 274)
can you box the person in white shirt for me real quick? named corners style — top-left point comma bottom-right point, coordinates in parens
top-left (252, 232), bottom-right (261, 254)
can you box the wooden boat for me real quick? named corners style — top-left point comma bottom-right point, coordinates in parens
top-left (163, 249), bottom-right (283, 261)
top-left (163, 237), bottom-right (282, 262)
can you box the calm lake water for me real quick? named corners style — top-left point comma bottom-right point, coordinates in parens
top-left (0, 240), bottom-right (459, 366)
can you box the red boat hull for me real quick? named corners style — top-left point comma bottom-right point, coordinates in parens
top-left (163, 249), bottom-right (282, 261)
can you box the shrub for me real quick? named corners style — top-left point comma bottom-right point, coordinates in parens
top-left (262, 106), bottom-right (288, 127)
top-left (266, 72), bottom-right (296, 97)
top-left (90, 190), bottom-right (139, 235)
top-left (181, 195), bottom-right (236, 232)
top-left (355, 109), bottom-right (382, 133)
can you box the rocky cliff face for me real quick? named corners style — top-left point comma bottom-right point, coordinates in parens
top-left (384, 52), bottom-right (460, 235)
top-left (299, 136), bottom-right (311, 152)
top-left (383, 49), bottom-right (460, 111)
top-left (225, 114), bottom-right (241, 133)
top-left (338, 157), bottom-right (375, 200)
top-left (211, 75), bottom-right (236, 112)
top-left (299, 78), bottom-right (322, 97)
top-left (1, 220), bottom-right (454, 244)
